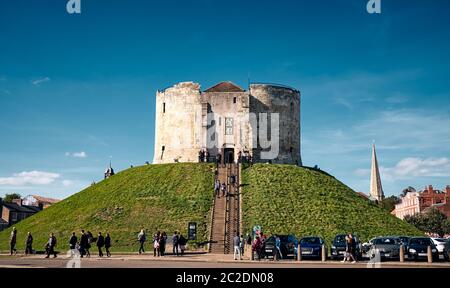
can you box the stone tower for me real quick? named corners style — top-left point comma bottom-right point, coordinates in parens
top-left (370, 144), bottom-right (384, 202)
top-left (153, 81), bottom-right (302, 166)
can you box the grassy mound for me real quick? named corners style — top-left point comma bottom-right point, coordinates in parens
top-left (0, 163), bottom-right (214, 252)
top-left (241, 164), bottom-right (422, 244)
top-left (0, 163), bottom-right (421, 253)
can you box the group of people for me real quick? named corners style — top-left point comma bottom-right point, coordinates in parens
top-left (137, 229), bottom-right (187, 256)
top-left (69, 230), bottom-right (112, 258)
top-left (198, 150), bottom-right (253, 165)
top-left (251, 233), bottom-right (267, 261)
top-left (198, 150), bottom-right (211, 163)
top-left (237, 151), bottom-right (253, 164)
top-left (8, 227), bottom-right (112, 258)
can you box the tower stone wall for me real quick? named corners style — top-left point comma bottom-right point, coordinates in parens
top-left (153, 81), bottom-right (302, 166)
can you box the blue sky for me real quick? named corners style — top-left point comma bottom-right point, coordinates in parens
top-left (0, 0), bottom-right (449, 199)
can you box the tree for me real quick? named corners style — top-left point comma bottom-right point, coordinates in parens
top-left (404, 208), bottom-right (450, 237)
top-left (379, 196), bottom-right (400, 212)
top-left (3, 193), bottom-right (21, 203)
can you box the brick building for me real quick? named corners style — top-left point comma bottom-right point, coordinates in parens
top-left (393, 185), bottom-right (450, 219)
top-left (0, 198), bottom-right (41, 231)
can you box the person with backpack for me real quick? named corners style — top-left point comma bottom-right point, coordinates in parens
top-left (97, 232), bottom-right (105, 257)
top-left (25, 232), bottom-right (33, 255)
top-left (45, 233), bottom-right (57, 258)
top-left (105, 233), bottom-right (112, 257)
top-left (138, 229), bottom-right (146, 254)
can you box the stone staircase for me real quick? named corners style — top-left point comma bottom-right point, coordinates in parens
top-left (209, 163), bottom-right (240, 254)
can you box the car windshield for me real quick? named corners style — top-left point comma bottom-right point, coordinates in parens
top-left (434, 239), bottom-right (446, 243)
top-left (410, 238), bottom-right (432, 246)
top-left (334, 235), bottom-right (346, 243)
top-left (399, 237), bottom-right (409, 243)
top-left (373, 238), bottom-right (398, 245)
top-left (301, 237), bottom-right (320, 245)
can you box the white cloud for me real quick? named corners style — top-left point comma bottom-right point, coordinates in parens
top-left (31, 77), bottom-right (50, 86)
top-left (0, 171), bottom-right (60, 186)
top-left (355, 157), bottom-right (450, 182)
top-left (62, 180), bottom-right (73, 187)
top-left (65, 151), bottom-right (87, 158)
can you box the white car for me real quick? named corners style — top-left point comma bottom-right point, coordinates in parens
top-left (431, 238), bottom-right (447, 254)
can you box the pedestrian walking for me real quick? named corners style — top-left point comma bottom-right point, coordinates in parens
top-left (138, 228), bottom-right (146, 254)
top-left (153, 231), bottom-right (161, 257)
top-left (240, 235), bottom-right (245, 258)
top-left (160, 232), bottom-right (167, 256)
top-left (178, 233), bottom-right (187, 255)
top-left (97, 232), bottom-right (105, 257)
top-left (214, 179), bottom-right (221, 198)
top-left (105, 233), bottom-right (111, 257)
top-left (85, 231), bottom-right (93, 258)
top-left (9, 227), bottom-right (17, 255)
top-left (233, 233), bottom-right (241, 260)
top-left (274, 235), bottom-right (282, 260)
top-left (79, 230), bottom-right (88, 257)
top-left (172, 231), bottom-right (179, 256)
top-left (221, 183), bottom-right (227, 197)
top-left (25, 232), bottom-right (33, 255)
top-left (341, 233), bottom-right (356, 263)
top-left (69, 232), bottom-right (77, 250)
top-left (252, 236), bottom-right (262, 261)
top-left (45, 233), bottom-right (57, 258)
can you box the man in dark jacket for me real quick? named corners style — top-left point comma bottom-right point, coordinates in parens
top-left (172, 231), bottom-right (179, 256)
top-left (69, 232), bottom-right (77, 250)
top-left (97, 232), bottom-right (105, 257)
top-left (105, 233), bottom-right (111, 257)
top-left (25, 232), bottom-right (33, 255)
top-left (45, 233), bottom-right (57, 258)
top-left (79, 230), bottom-right (88, 258)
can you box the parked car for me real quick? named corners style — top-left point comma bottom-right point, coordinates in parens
top-left (330, 234), bottom-right (362, 260)
top-left (366, 237), bottom-right (401, 261)
top-left (298, 237), bottom-right (327, 260)
top-left (407, 237), bottom-right (439, 261)
top-left (264, 235), bottom-right (298, 259)
top-left (445, 239), bottom-right (450, 261)
top-left (431, 238), bottom-right (449, 261)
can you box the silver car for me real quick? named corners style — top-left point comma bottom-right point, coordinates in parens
top-left (367, 237), bottom-right (401, 261)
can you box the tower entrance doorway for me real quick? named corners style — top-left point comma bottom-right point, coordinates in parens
top-left (224, 148), bottom-right (234, 164)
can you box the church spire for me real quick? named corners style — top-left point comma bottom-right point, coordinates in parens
top-left (370, 143), bottom-right (384, 202)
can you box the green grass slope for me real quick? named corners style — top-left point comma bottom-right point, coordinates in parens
top-left (0, 163), bottom-right (421, 253)
top-left (241, 164), bottom-right (423, 244)
top-left (0, 163), bottom-right (214, 252)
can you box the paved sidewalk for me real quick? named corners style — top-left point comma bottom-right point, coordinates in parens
top-left (1, 252), bottom-right (450, 268)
